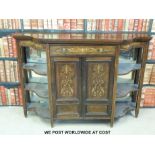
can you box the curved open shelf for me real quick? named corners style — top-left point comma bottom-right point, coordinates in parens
top-left (27, 102), bottom-right (50, 119)
top-left (23, 63), bottom-right (47, 75)
top-left (115, 101), bottom-right (136, 118)
top-left (117, 83), bottom-right (138, 98)
top-left (25, 83), bottom-right (48, 98)
top-left (118, 63), bottom-right (141, 75)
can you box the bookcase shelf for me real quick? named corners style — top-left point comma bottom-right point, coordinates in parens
top-left (23, 63), bottom-right (47, 75)
top-left (0, 82), bottom-right (19, 88)
top-left (143, 84), bottom-right (155, 87)
top-left (25, 83), bottom-right (48, 98)
top-left (146, 59), bottom-right (155, 64)
top-left (118, 63), bottom-right (141, 75)
top-left (0, 57), bottom-right (17, 61)
top-left (117, 83), bottom-right (138, 98)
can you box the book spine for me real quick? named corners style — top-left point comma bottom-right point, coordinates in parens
top-left (117, 19), bottom-right (123, 31)
top-left (31, 19), bottom-right (38, 29)
top-left (0, 38), bottom-right (4, 57)
top-left (63, 19), bottom-right (70, 30)
top-left (47, 19), bottom-right (52, 29)
top-left (5, 60), bottom-right (11, 82)
top-left (114, 19), bottom-right (118, 31)
top-left (0, 19), bottom-right (4, 29)
top-left (14, 88), bottom-right (20, 105)
top-left (43, 19), bottom-right (48, 29)
top-left (3, 37), bottom-right (9, 57)
top-left (7, 19), bottom-right (13, 29)
top-left (91, 19), bottom-right (96, 31)
top-left (12, 38), bottom-right (17, 57)
top-left (6, 89), bottom-right (10, 105)
top-left (7, 36), bottom-right (14, 57)
top-left (124, 19), bottom-right (129, 31)
top-left (38, 19), bottom-right (44, 29)
top-left (0, 86), bottom-right (7, 105)
top-left (57, 19), bottom-right (64, 30)
top-left (128, 19), bottom-right (134, 31)
top-left (0, 61), bottom-right (6, 82)
top-left (70, 19), bottom-right (77, 30)
top-left (138, 19), bottom-right (143, 32)
top-left (23, 19), bottom-right (31, 29)
top-left (87, 19), bottom-right (92, 31)
top-left (133, 19), bottom-right (139, 31)
top-left (77, 19), bottom-right (84, 30)
top-left (105, 19), bottom-right (109, 31)
top-left (10, 88), bottom-right (16, 105)
top-left (52, 19), bottom-right (58, 30)
top-left (18, 87), bottom-right (23, 105)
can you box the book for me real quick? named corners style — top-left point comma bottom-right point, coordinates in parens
top-left (23, 19), bottom-right (31, 29)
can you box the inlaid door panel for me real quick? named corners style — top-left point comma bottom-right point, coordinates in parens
top-left (83, 57), bottom-right (114, 117)
top-left (53, 57), bottom-right (81, 119)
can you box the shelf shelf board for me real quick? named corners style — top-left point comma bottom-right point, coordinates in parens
top-left (28, 77), bottom-right (48, 84)
top-left (23, 63), bottom-right (47, 75)
top-left (146, 60), bottom-right (155, 64)
top-left (143, 84), bottom-right (155, 87)
top-left (0, 82), bottom-right (19, 88)
top-left (0, 57), bottom-right (17, 61)
top-left (115, 101), bottom-right (136, 118)
top-left (25, 83), bottom-right (48, 98)
top-left (118, 63), bottom-right (141, 75)
top-left (117, 83), bottom-right (138, 98)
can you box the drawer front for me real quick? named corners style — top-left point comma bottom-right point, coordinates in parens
top-left (50, 45), bottom-right (116, 56)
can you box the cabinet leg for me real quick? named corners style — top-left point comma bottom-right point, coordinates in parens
top-left (135, 109), bottom-right (139, 118)
top-left (51, 121), bottom-right (54, 128)
top-left (24, 108), bottom-right (27, 117)
top-left (110, 119), bottom-right (114, 127)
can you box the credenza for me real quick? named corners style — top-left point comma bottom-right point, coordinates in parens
top-left (13, 33), bottom-right (151, 127)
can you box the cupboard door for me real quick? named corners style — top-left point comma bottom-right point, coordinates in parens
top-left (52, 57), bottom-right (81, 119)
top-left (83, 57), bottom-right (114, 117)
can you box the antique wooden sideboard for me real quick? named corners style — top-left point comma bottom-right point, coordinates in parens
top-left (13, 33), bottom-right (151, 127)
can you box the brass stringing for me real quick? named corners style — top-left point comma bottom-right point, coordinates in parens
top-left (90, 64), bottom-right (105, 97)
top-left (60, 64), bottom-right (74, 97)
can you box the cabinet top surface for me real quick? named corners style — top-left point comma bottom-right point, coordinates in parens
top-left (13, 33), bottom-right (152, 44)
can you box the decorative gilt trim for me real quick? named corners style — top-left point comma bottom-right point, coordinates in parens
top-left (19, 41), bottom-right (45, 50)
top-left (50, 46), bottom-right (115, 55)
top-left (120, 42), bottom-right (146, 51)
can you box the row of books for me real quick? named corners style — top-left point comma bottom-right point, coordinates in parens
top-left (0, 86), bottom-right (22, 105)
top-left (21, 19), bottom-right (151, 32)
top-left (148, 36), bottom-right (155, 60)
top-left (87, 19), bottom-right (149, 32)
top-left (23, 19), bottom-right (84, 30)
top-left (0, 61), bottom-right (19, 82)
top-left (0, 37), bottom-right (17, 57)
top-left (141, 88), bottom-right (155, 107)
top-left (0, 19), bottom-right (153, 32)
top-left (152, 20), bottom-right (155, 32)
top-left (0, 19), bottom-right (21, 29)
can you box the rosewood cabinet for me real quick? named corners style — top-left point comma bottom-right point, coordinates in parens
top-left (13, 33), bottom-right (151, 127)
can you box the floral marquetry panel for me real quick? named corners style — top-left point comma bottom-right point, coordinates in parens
top-left (55, 60), bottom-right (79, 100)
top-left (87, 63), bottom-right (109, 99)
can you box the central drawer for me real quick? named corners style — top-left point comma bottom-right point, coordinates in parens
top-left (50, 45), bottom-right (116, 56)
